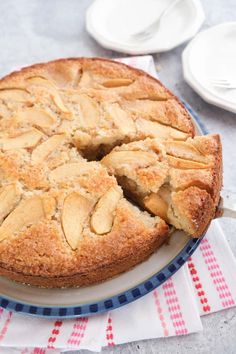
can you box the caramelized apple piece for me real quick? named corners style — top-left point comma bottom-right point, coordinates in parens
top-left (41, 195), bottom-right (56, 219)
top-left (167, 155), bottom-right (210, 169)
top-left (0, 184), bottom-right (22, 223)
top-left (51, 91), bottom-right (70, 113)
top-left (31, 134), bottom-right (66, 163)
top-left (0, 104), bottom-right (10, 118)
top-left (49, 162), bottom-right (95, 183)
top-left (78, 94), bottom-right (100, 128)
top-left (163, 140), bottom-right (208, 163)
top-left (143, 193), bottom-right (168, 221)
top-left (91, 186), bottom-right (122, 234)
top-left (0, 196), bottom-right (45, 241)
top-left (104, 103), bottom-right (135, 135)
top-left (136, 118), bottom-right (188, 141)
top-left (26, 76), bottom-right (57, 89)
top-left (78, 71), bottom-right (94, 88)
top-left (123, 99), bottom-right (193, 133)
top-left (0, 88), bottom-right (30, 102)
top-left (15, 108), bottom-right (56, 128)
top-left (0, 129), bottom-right (43, 150)
top-left (62, 192), bottom-right (93, 250)
top-left (27, 76), bottom-right (70, 114)
top-left (102, 78), bottom-right (133, 88)
top-left (102, 150), bottom-right (157, 170)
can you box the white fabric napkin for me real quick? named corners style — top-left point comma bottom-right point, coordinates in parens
top-left (103, 221), bottom-right (236, 348)
top-left (0, 56), bottom-right (235, 353)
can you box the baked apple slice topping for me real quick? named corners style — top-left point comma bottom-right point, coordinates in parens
top-left (26, 76), bottom-right (70, 114)
top-left (0, 88), bottom-right (30, 102)
top-left (62, 192), bottom-right (94, 250)
top-left (167, 155), bottom-right (210, 169)
top-left (31, 134), bottom-right (66, 164)
top-left (49, 162), bottom-right (96, 184)
top-left (90, 186), bottom-right (122, 235)
top-left (26, 76), bottom-right (57, 89)
top-left (135, 118), bottom-right (189, 141)
top-left (0, 129), bottom-right (43, 150)
top-left (78, 71), bottom-right (94, 88)
top-left (15, 108), bottom-right (56, 128)
top-left (41, 195), bottom-right (56, 219)
top-left (77, 94), bottom-right (100, 129)
top-left (104, 103), bottom-right (136, 135)
top-left (163, 140), bottom-right (208, 163)
top-left (0, 195), bottom-right (45, 242)
top-left (51, 91), bottom-right (70, 114)
top-left (0, 183), bottom-right (22, 223)
top-left (102, 150), bottom-right (157, 170)
top-left (102, 78), bottom-right (133, 88)
top-left (143, 191), bottom-right (168, 222)
top-left (122, 99), bottom-right (193, 133)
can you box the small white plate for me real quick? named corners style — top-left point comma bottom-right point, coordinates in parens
top-left (86, 0), bottom-right (205, 54)
top-left (182, 22), bottom-right (236, 114)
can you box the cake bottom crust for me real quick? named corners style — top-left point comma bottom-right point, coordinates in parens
top-left (0, 232), bottom-right (167, 288)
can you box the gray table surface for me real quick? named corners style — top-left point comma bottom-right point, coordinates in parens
top-left (0, 0), bottom-right (236, 353)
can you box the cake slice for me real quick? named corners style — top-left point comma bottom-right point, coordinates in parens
top-left (102, 135), bottom-right (222, 237)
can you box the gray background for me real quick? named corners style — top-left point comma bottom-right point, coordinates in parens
top-left (0, 0), bottom-right (236, 353)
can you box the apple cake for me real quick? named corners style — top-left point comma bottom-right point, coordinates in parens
top-left (0, 58), bottom-right (222, 288)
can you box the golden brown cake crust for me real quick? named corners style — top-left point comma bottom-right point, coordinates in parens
top-left (0, 57), bottom-right (221, 288)
top-left (0, 204), bottom-right (168, 287)
top-left (170, 187), bottom-right (215, 237)
top-left (0, 57), bottom-right (195, 133)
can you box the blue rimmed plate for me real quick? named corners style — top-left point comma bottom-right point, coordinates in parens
top-left (0, 105), bottom-right (207, 318)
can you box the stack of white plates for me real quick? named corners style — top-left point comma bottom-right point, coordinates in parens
top-left (182, 22), bottom-right (236, 113)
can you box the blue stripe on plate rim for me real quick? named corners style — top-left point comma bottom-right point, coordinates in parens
top-left (0, 103), bottom-right (209, 318)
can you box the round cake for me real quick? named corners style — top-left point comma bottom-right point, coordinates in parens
top-left (0, 58), bottom-right (222, 288)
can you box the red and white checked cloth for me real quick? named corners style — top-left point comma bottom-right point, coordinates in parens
top-left (0, 56), bottom-right (236, 353)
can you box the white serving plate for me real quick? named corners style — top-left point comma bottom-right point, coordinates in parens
top-left (86, 0), bottom-right (205, 54)
top-left (0, 230), bottom-right (189, 308)
top-left (182, 22), bottom-right (236, 114)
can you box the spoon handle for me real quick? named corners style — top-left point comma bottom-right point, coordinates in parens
top-left (160, 0), bottom-right (182, 22)
top-left (131, 0), bottom-right (182, 38)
